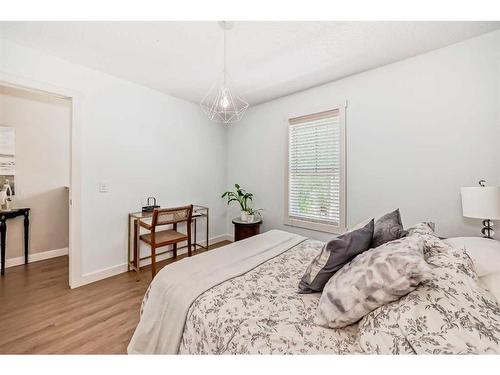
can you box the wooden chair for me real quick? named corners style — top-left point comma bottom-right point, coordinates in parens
top-left (138, 205), bottom-right (193, 278)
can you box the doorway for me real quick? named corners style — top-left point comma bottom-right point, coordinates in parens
top-left (0, 84), bottom-right (71, 284)
top-left (0, 72), bottom-right (81, 288)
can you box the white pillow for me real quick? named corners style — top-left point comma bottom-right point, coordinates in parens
top-left (445, 237), bottom-right (500, 301)
top-left (479, 273), bottom-right (500, 302)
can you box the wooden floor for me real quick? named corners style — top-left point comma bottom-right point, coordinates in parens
top-left (0, 241), bottom-right (230, 354)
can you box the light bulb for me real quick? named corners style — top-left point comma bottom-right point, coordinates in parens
top-left (220, 94), bottom-right (230, 109)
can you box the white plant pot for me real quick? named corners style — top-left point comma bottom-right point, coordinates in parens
top-left (247, 214), bottom-right (255, 222)
top-left (240, 211), bottom-right (249, 222)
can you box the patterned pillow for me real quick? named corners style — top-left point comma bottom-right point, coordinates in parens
top-left (406, 222), bottom-right (436, 236)
top-left (371, 209), bottom-right (408, 248)
top-left (316, 234), bottom-right (432, 329)
top-left (358, 235), bottom-right (500, 354)
top-left (298, 220), bottom-right (374, 294)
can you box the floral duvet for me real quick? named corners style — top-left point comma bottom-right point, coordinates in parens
top-left (151, 232), bottom-right (500, 354)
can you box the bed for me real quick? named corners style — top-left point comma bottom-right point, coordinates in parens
top-left (128, 228), bottom-right (500, 354)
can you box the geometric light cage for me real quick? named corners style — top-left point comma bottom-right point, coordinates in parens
top-left (200, 21), bottom-right (249, 124)
top-left (200, 72), bottom-right (249, 124)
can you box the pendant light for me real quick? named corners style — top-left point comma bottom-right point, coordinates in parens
top-left (200, 21), bottom-right (248, 124)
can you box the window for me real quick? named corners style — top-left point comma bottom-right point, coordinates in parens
top-left (285, 105), bottom-right (346, 233)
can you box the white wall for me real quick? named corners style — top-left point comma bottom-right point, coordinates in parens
top-left (1, 29), bottom-right (499, 286)
top-left (497, 43), bottom-right (500, 187)
top-left (0, 85), bottom-right (70, 260)
top-left (227, 30), bottom-right (500, 240)
top-left (0, 38), bottom-right (228, 286)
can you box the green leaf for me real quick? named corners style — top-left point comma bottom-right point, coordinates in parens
top-left (221, 184), bottom-right (257, 212)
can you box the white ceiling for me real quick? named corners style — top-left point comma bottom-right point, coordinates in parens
top-left (1, 22), bottom-right (499, 105)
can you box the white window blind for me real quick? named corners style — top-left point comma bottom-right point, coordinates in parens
top-left (287, 109), bottom-right (343, 230)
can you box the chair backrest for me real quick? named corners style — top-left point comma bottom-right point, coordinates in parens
top-left (151, 205), bottom-right (193, 228)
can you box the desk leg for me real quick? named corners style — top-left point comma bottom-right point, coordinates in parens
top-left (127, 217), bottom-right (130, 271)
top-left (134, 219), bottom-right (140, 279)
top-left (194, 218), bottom-right (197, 251)
top-left (1, 216), bottom-right (6, 276)
top-left (173, 223), bottom-right (177, 258)
top-left (206, 209), bottom-right (209, 249)
top-left (24, 211), bottom-right (29, 265)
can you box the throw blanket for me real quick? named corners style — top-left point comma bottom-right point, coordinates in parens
top-left (127, 229), bottom-right (306, 354)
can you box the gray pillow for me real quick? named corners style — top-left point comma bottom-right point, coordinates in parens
top-left (371, 209), bottom-right (407, 248)
top-left (316, 234), bottom-right (432, 329)
top-left (298, 220), bottom-right (374, 294)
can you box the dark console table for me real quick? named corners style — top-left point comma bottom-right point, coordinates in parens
top-left (0, 208), bottom-right (30, 275)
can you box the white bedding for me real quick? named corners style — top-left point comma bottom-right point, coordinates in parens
top-left (129, 229), bottom-right (500, 354)
top-left (445, 237), bottom-right (500, 302)
top-left (179, 238), bottom-right (362, 354)
top-left (127, 229), bottom-right (306, 354)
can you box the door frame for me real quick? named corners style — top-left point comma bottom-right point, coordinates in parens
top-left (0, 71), bottom-right (83, 288)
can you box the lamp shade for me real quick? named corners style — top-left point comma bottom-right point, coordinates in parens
top-left (461, 186), bottom-right (500, 220)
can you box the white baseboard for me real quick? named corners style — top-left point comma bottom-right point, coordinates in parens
top-left (76, 233), bottom-right (233, 288)
top-left (221, 233), bottom-right (234, 242)
top-left (5, 247), bottom-right (69, 268)
top-left (80, 263), bottom-right (128, 286)
top-left (209, 233), bottom-right (233, 244)
top-left (132, 233), bottom-right (231, 266)
top-left (136, 233), bottom-right (234, 267)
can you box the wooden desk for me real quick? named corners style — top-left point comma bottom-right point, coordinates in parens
top-left (127, 205), bottom-right (209, 275)
top-left (0, 208), bottom-right (30, 276)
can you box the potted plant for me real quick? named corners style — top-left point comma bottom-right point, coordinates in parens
top-left (221, 184), bottom-right (255, 221)
top-left (245, 207), bottom-right (263, 222)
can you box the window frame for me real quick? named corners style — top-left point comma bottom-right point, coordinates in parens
top-left (284, 102), bottom-right (347, 234)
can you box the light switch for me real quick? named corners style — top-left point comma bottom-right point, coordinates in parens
top-left (99, 183), bottom-right (109, 193)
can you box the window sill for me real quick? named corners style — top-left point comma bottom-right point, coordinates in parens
top-left (284, 218), bottom-right (346, 235)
